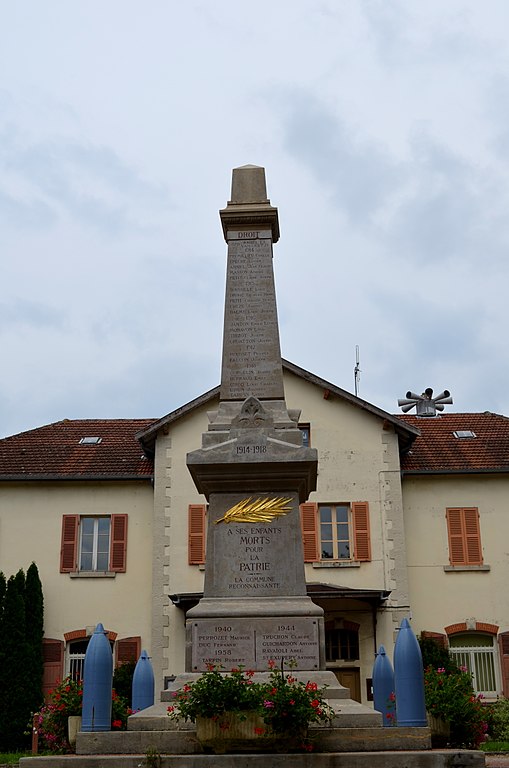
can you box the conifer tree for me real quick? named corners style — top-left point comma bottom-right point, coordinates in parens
top-left (25, 563), bottom-right (44, 717)
top-left (0, 574), bottom-right (28, 750)
top-left (0, 571), bottom-right (6, 617)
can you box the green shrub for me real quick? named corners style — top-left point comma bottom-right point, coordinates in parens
top-left (113, 660), bottom-right (136, 705)
top-left (486, 697), bottom-right (509, 741)
top-left (424, 665), bottom-right (488, 748)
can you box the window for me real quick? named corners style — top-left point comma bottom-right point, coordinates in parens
top-left (299, 502), bottom-right (371, 563)
top-left (299, 424), bottom-right (310, 447)
top-left (60, 514), bottom-right (128, 573)
top-left (449, 634), bottom-right (499, 696)
top-left (325, 628), bottom-right (359, 662)
top-left (320, 504), bottom-right (350, 559)
top-left (446, 507), bottom-right (483, 566)
top-left (67, 639), bottom-right (88, 681)
top-left (80, 517), bottom-right (110, 571)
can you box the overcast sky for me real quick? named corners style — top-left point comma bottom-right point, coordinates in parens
top-left (2, 1), bottom-right (508, 439)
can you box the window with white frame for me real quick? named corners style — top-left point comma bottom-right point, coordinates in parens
top-left (449, 633), bottom-right (499, 696)
top-left (319, 504), bottom-right (351, 559)
top-left (79, 517), bottom-right (111, 571)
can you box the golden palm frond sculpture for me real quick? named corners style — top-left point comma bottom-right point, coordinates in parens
top-left (215, 496), bottom-right (293, 524)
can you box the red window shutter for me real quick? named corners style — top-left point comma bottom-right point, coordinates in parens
top-left (352, 502), bottom-right (371, 561)
top-left (110, 514), bottom-right (128, 572)
top-left (115, 636), bottom-right (141, 667)
top-left (42, 638), bottom-right (64, 699)
top-left (446, 508), bottom-right (482, 566)
top-left (300, 503), bottom-right (319, 562)
top-left (60, 515), bottom-right (79, 573)
top-left (188, 504), bottom-right (206, 564)
top-left (499, 632), bottom-right (509, 697)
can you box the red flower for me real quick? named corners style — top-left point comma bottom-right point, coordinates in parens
top-left (254, 727), bottom-right (265, 736)
top-left (112, 719), bottom-right (122, 729)
top-left (311, 699), bottom-right (320, 708)
top-left (306, 682), bottom-right (318, 691)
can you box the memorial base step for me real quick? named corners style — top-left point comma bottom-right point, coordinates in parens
top-left (20, 749), bottom-right (485, 768)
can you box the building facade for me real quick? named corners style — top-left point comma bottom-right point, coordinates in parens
top-left (1, 363), bottom-right (508, 705)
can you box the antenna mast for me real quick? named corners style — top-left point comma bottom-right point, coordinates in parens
top-left (354, 345), bottom-right (361, 397)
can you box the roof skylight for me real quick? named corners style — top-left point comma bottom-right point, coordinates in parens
top-left (453, 430), bottom-right (476, 439)
top-left (79, 437), bottom-right (102, 445)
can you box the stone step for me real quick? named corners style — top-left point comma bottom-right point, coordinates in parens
top-left (20, 749), bottom-right (486, 768)
top-left (128, 697), bottom-right (382, 731)
top-left (74, 725), bottom-right (430, 756)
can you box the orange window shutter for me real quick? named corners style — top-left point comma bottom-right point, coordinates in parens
top-left (499, 633), bottom-right (509, 697)
top-left (352, 502), bottom-right (371, 561)
top-left (447, 507), bottom-right (482, 566)
top-left (60, 515), bottom-right (79, 573)
top-left (110, 514), bottom-right (128, 572)
top-left (115, 636), bottom-right (141, 667)
top-left (300, 503), bottom-right (319, 562)
top-left (463, 507), bottom-right (482, 565)
top-left (446, 508), bottom-right (466, 565)
top-left (42, 639), bottom-right (64, 699)
top-left (189, 504), bottom-right (206, 564)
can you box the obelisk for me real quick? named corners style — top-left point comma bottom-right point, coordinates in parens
top-left (186, 165), bottom-right (324, 673)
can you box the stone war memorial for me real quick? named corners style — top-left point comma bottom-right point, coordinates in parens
top-left (186, 163), bottom-right (324, 676)
top-left (23, 166), bottom-right (485, 766)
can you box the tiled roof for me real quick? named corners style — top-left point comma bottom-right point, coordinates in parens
top-left (398, 412), bottom-right (509, 473)
top-left (0, 419), bottom-right (155, 479)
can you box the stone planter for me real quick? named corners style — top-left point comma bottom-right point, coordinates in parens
top-left (196, 712), bottom-right (307, 754)
top-left (67, 715), bottom-right (82, 748)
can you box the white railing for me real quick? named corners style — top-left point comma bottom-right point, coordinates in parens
top-left (450, 647), bottom-right (498, 696)
top-left (67, 653), bottom-right (86, 682)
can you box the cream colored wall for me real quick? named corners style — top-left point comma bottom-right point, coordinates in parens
top-left (403, 474), bottom-right (509, 636)
top-left (151, 404), bottom-right (212, 685)
top-left (0, 481), bottom-right (153, 650)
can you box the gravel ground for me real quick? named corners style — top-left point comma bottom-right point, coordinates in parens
top-left (485, 755), bottom-right (509, 767)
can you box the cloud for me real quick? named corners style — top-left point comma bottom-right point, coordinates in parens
top-left (277, 88), bottom-right (403, 225)
top-left (0, 115), bottom-right (171, 238)
top-left (0, 298), bottom-right (64, 329)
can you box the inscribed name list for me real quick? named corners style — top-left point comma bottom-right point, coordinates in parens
top-left (220, 231), bottom-right (284, 400)
top-left (191, 617), bottom-right (320, 671)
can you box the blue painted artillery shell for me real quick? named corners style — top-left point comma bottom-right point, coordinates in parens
top-left (372, 645), bottom-right (395, 727)
top-left (132, 650), bottom-right (155, 712)
top-left (394, 618), bottom-right (427, 727)
top-left (82, 623), bottom-right (113, 731)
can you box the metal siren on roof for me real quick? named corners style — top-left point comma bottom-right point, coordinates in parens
top-left (397, 388), bottom-right (453, 417)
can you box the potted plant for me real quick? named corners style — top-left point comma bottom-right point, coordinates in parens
top-left (33, 677), bottom-right (131, 753)
top-left (167, 660), bottom-right (334, 753)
